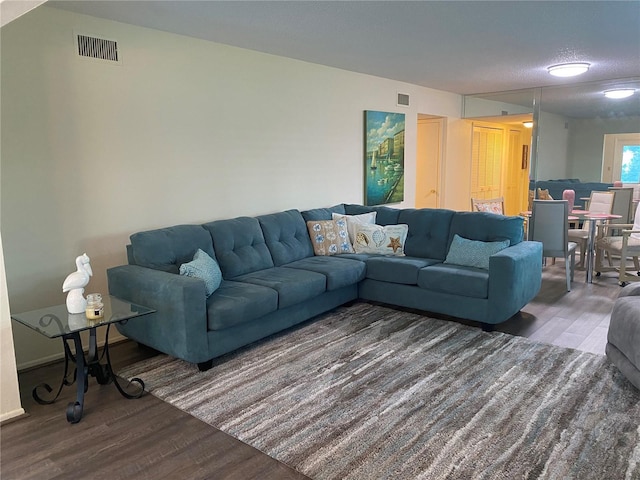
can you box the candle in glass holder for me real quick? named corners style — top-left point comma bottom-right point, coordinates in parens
top-left (85, 293), bottom-right (104, 319)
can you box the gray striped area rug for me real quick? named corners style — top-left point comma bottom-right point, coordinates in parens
top-left (119, 303), bottom-right (640, 479)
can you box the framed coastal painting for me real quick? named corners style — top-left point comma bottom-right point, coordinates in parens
top-left (364, 111), bottom-right (405, 206)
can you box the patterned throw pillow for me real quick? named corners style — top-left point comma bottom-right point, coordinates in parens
top-left (179, 248), bottom-right (223, 296)
top-left (306, 219), bottom-right (355, 256)
top-left (444, 234), bottom-right (510, 270)
top-left (474, 201), bottom-right (503, 214)
top-left (537, 188), bottom-right (554, 200)
top-left (331, 211), bottom-right (377, 245)
top-left (353, 224), bottom-right (408, 256)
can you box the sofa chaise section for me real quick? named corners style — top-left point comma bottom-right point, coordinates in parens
top-left (352, 207), bottom-right (542, 327)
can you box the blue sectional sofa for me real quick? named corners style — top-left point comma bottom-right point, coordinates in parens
top-left (530, 179), bottom-right (613, 204)
top-left (107, 204), bottom-right (543, 370)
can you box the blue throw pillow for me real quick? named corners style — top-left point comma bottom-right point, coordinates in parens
top-left (179, 248), bottom-right (222, 296)
top-left (444, 234), bottom-right (510, 270)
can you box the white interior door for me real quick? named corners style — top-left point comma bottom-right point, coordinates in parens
top-left (416, 117), bottom-right (444, 208)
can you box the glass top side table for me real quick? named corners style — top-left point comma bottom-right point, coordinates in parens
top-left (11, 296), bottom-right (155, 424)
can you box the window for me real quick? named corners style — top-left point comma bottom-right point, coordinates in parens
top-left (603, 133), bottom-right (640, 184)
top-left (621, 144), bottom-right (640, 183)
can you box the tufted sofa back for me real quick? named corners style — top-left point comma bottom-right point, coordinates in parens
top-left (129, 225), bottom-right (215, 274)
top-left (344, 204), bottom-right (400, 225)
top-left (203, 217), bottom-right (274, 279)
top-left (449, 211), bottom-right (523, 247)
top-left (398, 209), bottom-right (455, 260)
top-left (257, 210), bottom-right (314, 266)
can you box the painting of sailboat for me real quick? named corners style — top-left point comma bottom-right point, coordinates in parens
top-left (364, 111), bottom-right (405, 206)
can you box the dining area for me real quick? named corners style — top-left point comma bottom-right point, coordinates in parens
top-left (514, 187), bottom-right (640, 291)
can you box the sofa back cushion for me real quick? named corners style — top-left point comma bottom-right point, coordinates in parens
top-left (449, 212), bottom-right (523, 246)
top-left (129, 225), bottom-right (215, 274)
top-left (258, 210), bottom-right (314, 266)
top-left (398, 208), bottom-right (455, 260)
top-left (300, 204), bottom-right (346, 222)
top-left (344, 204), bottom-right (400, 225)
top-left (203, 217), bottom-right (274, 278)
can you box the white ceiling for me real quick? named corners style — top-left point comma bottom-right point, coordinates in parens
top-left (46, 1), bottom-right (640, 117)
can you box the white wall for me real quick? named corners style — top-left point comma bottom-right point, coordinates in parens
top-left (0, 233), bottom-right (24, 422)
top-left (535, 111), bottom-right (570, 181)
top-left (1, 6), bottom-right (464, 368)
top-left (568, 116), bottom-right (640, 181)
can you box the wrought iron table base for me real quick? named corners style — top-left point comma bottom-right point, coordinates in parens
top-left (32, 323), bottom-right (144, 423)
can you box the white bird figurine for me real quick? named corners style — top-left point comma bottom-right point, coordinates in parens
top-left (62, 253), bottom-right (93, 314)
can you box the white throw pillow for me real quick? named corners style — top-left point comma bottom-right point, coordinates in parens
top-left (353, 224), bottom-right (408, 256)
top-left (332, 212), bottom-right (377, 246)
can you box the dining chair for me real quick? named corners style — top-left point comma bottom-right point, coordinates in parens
top-left (600, 187), bottom-right (636, 266)
top-left (529, 199), bottom-right (577, 292)
top-left (568, 191), bottom-right (614, 268)
top-left (471, 197), bottom-right (504, 214)
top-left (562, 189), bottom-right (575, 212)
top-left (595, 202), bottom-right (640, 286)
top-left (609, 187), bottom-right (634, 224)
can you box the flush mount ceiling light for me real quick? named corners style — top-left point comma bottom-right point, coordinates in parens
top-left (604, 88), bottom-right (636, 99)
top-left (523, 121), bottom-right (533, 128)
top-left (547, 62), bottom-right (590, 77)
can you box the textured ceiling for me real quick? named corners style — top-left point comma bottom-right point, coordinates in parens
top-left (48, 0), bottom-right (640, 117)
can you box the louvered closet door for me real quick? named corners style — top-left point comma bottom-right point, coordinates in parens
top-left (471, 126), bottom-right (503, 200)
top-left (504, 129), bottom-right (523, 215)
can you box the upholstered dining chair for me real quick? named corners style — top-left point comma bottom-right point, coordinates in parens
top-left (609, 187), bottom-right (635, 225)
top-left (562, 189), bottom-right (575, 212)
top-left (568, 191), bottom-right (614, 268)
top-left (471, 197), bottom-right (504, 215)
top-left (529, 200), bottom-right (577, 292)
top-left (595, 202), bottom-right (640, 286)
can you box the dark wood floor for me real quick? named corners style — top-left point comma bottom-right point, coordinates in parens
top-left (1, 261), bottom-right (628, 480)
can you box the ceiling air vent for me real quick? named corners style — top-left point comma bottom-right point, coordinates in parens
top-left (76, 34), bottom-right (119, 62)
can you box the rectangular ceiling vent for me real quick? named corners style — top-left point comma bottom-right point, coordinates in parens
top-left (397, 93), bottom-right (410, 107)
top-left (76, 34), bottom-right (119, 63)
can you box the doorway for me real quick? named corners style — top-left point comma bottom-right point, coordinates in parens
top-left (416, 115), bottom-right (445, 208)
top-left (468, 118), bottom-right (531, 215)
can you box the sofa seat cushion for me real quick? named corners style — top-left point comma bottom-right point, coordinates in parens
top-left (284, 256), bottom-right (366, 290)
top-left (207, 280), bottom-right (278, 331)
top-left (366, 256), bottom-right (440, 285)
top-left (233, 267), bottom-right (326, 308)
top-left (418, 264), bottom-right (489, 299)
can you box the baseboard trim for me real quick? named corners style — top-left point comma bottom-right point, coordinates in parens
top-left (0, 407), bottom-right (27, 425)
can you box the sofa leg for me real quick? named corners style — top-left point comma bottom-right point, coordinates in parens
top-left (197, 360), bottom-right (213, 372)
top-left (481, 323), bottom-right (495, 332)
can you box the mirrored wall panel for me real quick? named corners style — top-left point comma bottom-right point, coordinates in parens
top-left (464, 78), bottom-right (640, 211)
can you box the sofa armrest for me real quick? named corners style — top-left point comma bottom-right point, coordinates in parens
top-left (487, 241), bottom-right (543, 320)
top-left (107, 265), bottom-right (210, 363)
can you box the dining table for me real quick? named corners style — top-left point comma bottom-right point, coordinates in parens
top-left (568, 210), bottom-right (622, 283)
